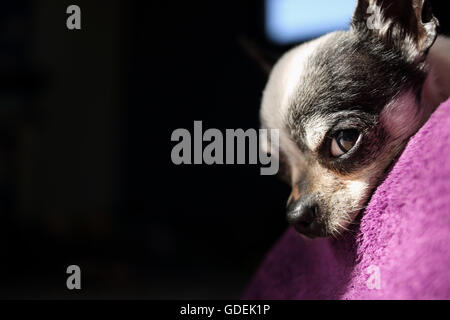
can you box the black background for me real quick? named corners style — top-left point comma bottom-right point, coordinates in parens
top-left (0, 1), bottom-right (448, 299)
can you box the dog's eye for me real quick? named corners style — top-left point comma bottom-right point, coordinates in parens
top-left (331, 129), bottom-right (360, 157)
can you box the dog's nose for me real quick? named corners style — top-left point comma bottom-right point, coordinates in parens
top-left (286, 198), bottom-right (320, 237)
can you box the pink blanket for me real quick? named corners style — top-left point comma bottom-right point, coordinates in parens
top-left (244, 98), bottom-right (450, 300)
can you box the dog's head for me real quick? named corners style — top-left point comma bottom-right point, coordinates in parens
top-left (261, 0), bottom-right (439, 238)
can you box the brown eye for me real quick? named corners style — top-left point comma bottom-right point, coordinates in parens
top-left (331, 129), bottom-right (360, 158)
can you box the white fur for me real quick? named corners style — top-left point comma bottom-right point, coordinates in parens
top-left (303, 115), bottom-right (331, 152)
top-left (260, 33), bottom-right (337, 131)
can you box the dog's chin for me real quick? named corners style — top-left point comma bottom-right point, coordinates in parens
top-left (294, 224), bottom-right (346, 239)
top-left (293, 226), bottom-right (327, 239)
top-left (295, 209), bottom-right (362, 239)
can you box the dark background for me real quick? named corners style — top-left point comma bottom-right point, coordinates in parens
top-left (0, 1), bottom-right (448, 299)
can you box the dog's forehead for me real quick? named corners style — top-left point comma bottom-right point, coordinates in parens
top-left (283, 31), bottom-right (425, 147)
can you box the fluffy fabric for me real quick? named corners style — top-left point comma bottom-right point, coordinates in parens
top-left (244, 98), bottom-right (450, 300)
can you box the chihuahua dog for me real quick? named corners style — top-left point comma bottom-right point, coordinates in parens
top-left (260, 0), bottom-right (450, 238)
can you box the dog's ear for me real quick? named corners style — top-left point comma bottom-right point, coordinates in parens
top-left (351, 0), bottom-right (439, 62)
